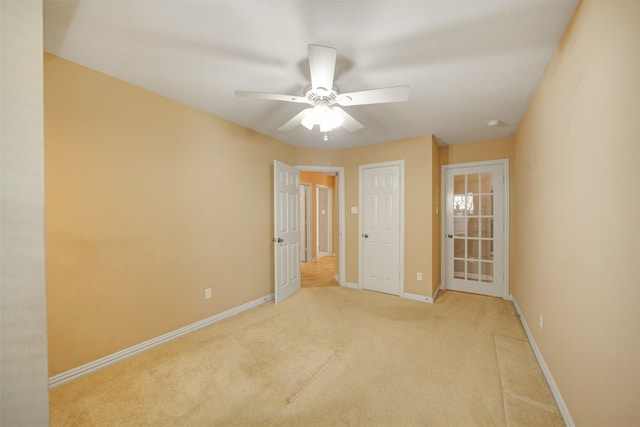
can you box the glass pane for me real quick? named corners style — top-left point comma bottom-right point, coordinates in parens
top-left (481, 262), bottom-right (493, 283)
top-left (454, 217), bottom-right (466, 236)
top-left (481, 240), bottom-right (493, 261)
top-left (467, 174), bottom-right (479, 193)
top-left (454, 260), bottom-right (465, 279)
top-left (454, 175), bottom-right (465, 193)
top-left (454, 194), bottom-right (467, 215)
top-left (467, 261), bottom-right (479, 280)
top-left (481, 173), bottom-right (492, 193)
top-left (467, 218), bottom-right (479, 237)
top-left (481, 195), bottom-right (493, 215)
top-left (481, 218), bottom-right (493, 238)
top-left (467, 239), bottom-right (479, 260)
top-left (454, 239), bottom-right (465, 258)
top-left (467, 195), bottom-right (478, 215)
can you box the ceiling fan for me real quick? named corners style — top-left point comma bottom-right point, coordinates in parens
top-left (235, 44), bottom-right (409, 135)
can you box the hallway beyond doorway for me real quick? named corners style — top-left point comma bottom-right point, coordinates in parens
top-left (301, 257), bottom-right (338, 288)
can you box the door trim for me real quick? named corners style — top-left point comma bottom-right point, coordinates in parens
top-left (316, 184), bottom-right (332, 259)
top-left (300, 183), bottom-right (312, 262)
top-left (440, 159), bottom-right (510, 298)
top-left (358, 160), bottom-right (405, 294)
top-left (295, 165), bottom-right (345, 287)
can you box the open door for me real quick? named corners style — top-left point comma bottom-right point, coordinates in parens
top-left (273, 161), bottom-right (301, 304)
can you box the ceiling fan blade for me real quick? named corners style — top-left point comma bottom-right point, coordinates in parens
top-left (235, 90), bottom-right (311, 104)
top-left (308, 44), bottom-right (337, 92)
top-left (334, 107), bottom-right (364, 132)
top-left (278, 108), bottom-right (313, 131)
top-left (336, 85), bottom-right (409, 106)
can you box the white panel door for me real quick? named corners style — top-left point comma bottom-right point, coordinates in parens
top-left (361, 164), bottom-right (401, 295)
top-left (443, 161), bottom-right (507, 298)
top-left (274, 161), bottom-right (301, 304)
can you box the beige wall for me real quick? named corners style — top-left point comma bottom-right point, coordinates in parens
top-left (440, 137), bottom-right (515, 293)
top-left (513, 1), bottom-right (639, 425)
top-left (45, 54), bottom-right (296, 375)
top-left (1, 1), bottom-right (50, 424)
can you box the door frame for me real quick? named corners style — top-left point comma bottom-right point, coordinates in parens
top-left (295, 165), bottom-right (345, 286)
top-left (315, 184), bottom-right (333, 259)
top-left (440, 159), bottom-right (510, 298)
top-left (300, 182), bottom-right (312, 262)
top-left (358, 160), bottom-right (405, 294)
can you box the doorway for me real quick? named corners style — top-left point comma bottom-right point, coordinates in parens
top-left (441, 159), bottom-right (509, 298)
top-left (296, 165), bottom-right (345, 288)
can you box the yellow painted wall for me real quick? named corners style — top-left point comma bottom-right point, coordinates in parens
top-left (44, 54), bottom-right (296, 375)
top-left (439, 137), bottom-right (515, 293)
top-left (513, 1), bottom-right (639, 424)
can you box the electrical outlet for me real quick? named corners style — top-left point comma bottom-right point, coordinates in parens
top-left (417, 272), bottom-right (423, 281)
top-left (205, 288), bottom-right (212, 300)
top-left (538, 313), bottom-right (543, 330)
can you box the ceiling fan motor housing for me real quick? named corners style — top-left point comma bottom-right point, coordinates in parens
top-left (304, 86), bottom-right (339, 105)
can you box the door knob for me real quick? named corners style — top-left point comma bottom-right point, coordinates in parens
top-left (272, 237), bottom-right (284, 243)
top-left (447, 234), bottom-right (453, 238)
top-left (362, 233), bottom-right (369, 238)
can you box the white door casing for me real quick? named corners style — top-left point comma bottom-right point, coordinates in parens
top-left (299, 183), bottom-right (311, 262)
top-left (316, 185), bottom-right (332, 259)
top-left (441, 159), bottom-right (509, 298)
top-left (359, 161), bottom-right (404, 295)
top-left (274, 161), bottom-right (301, 304)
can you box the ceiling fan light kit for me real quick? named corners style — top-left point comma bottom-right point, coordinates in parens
top-left (300, 101), bottom-right (344, 132)
top-left (236, 44), bottom-right (409, 139)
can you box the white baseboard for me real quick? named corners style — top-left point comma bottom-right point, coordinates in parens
top-left (49, 293), bottom-right (274, 389)
top-left (341, 282), bottom-right (360, 289)
top-left (402, 285), bottom-right (441, 304)
top-left (511, 297), bottom-right (574, 427)
top-left (432, 285), bottom-right (441, 303)
top-left (402, 292), bottom-right (428, 303)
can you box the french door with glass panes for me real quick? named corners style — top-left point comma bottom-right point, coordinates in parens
top-left (442, 160), bottom-right (508, 298)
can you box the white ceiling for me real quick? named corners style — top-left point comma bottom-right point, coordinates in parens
top-left (44, 0), bottom-right (578, 149)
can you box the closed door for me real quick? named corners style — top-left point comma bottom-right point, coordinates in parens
top-left (443, 161), bottom-right (507, 298)
top-left (361, 163), bottom-right (402, 295)
top-left (273, 161), bottom-right (301, 304)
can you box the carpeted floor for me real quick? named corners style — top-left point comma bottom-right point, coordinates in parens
top-left (49, 287), bottom-right (563, 426)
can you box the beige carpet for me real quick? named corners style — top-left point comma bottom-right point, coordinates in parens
top-left (49, 288), bottom-right (563, 426)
